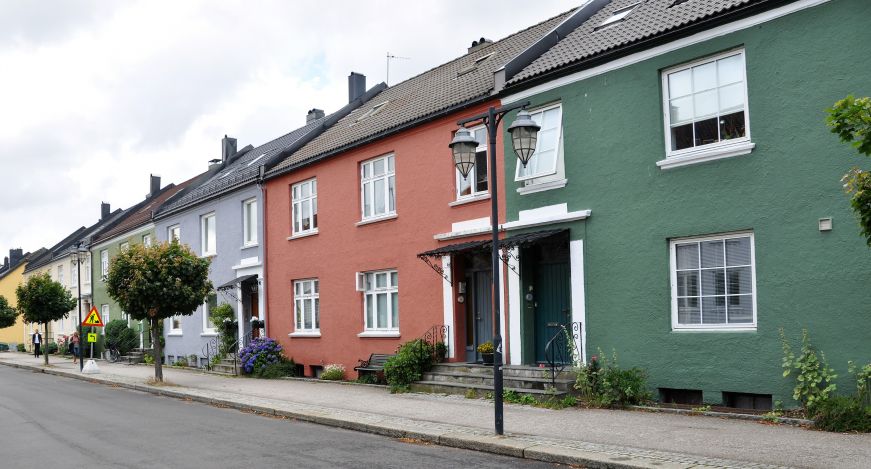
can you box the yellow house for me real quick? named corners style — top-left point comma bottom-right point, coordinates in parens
top-left (0, 249), bottom-right (42, 348)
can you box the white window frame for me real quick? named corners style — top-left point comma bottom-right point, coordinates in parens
top-left (202, 293), bottom-right (217, 334)
top-left (57, 265), bottom-right (64, 287)
top-left (455, 125), bottom-right (489, 201)
top-left (70, 261), bottom-right (78, 287)
top-left (291, 179), bottom-right (318, 236)
top-left (169, 315), bottom-right (183, 335)
top-left (360, 154), bottom-right (396, 221)
top-left (101, 304), bottom-right (110, 334)
top-left (143, 234), bottom-right (152, 247)
top-left (361, 270), bottom-right (399, 332)
top-left (168, 225), bottom-right (181, 242)
top-left (669, 232), bottom-right (757, 332)
top-left (201, 213), bottom-right (216, 256)
top-left (293, 279), bottom-right (320, 333)
top-left (83, 258), bottom-right (91, 285)
top-left (660, 49), bottom-right (753, 168)
top-left (242, 198), bottom-right (258, 246)
top-left (119, 242), bottom-right (130, 252)
top-left (514, 103), bottom-right (563, 182)
top-left (100, 250), bottom-right (109, 280)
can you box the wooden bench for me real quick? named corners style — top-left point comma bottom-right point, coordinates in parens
top-left (354, 353), bottom-right (394, 381)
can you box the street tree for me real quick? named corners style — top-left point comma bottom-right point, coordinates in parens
top-left (0, 295), bottom-right (18, 329)
top-left (827, 95), bottom-right (871, 245)
top-left (106, 240), bottom-right (212, 381)
top-left (15, 273), bottom-right (77, 365)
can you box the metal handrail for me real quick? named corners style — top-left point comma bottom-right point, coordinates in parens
top-left (202, 335), bottom-right (220, 371)
top-left (228, 330), bottom-right (254, 375)
top-left (544, 322), bottom-right (582, 388)
top-left (418, 324), bottom-right (449, 363)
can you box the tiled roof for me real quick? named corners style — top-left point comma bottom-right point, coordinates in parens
top-left (508, 0), bottom-right (768, 84)
top-left (269, 9), bottom-right (573, 173)
top-left (156, 115), bottom-right (332, 216)
top-left (0, 249), bottom-right (42, 281)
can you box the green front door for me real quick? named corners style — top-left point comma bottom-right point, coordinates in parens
top-left (533, 261), bottom-right (572, 364)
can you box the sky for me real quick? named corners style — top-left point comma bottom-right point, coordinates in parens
top-left (0, 0), bottom-right (574, 257)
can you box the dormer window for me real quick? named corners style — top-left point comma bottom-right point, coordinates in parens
top-left (597, 2), bottom-right (641, 29)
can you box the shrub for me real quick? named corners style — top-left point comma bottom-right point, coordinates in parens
top-left (173, 356), bottom-right (188, 367)
top-left (105, 319), bottom-right (138, 356)
top-left (434, 342), bottom-right (447, 362)
top-left (46, 342), bottom-right (59, 355)
top-left (143, 353), bottom-right (155, 365)
top-left (17, 343), bottom-right (26, 352)
top-left (574, 351), bottom-right (651, 408)
top-left (238, 337), bottom-right (283, 375)
top-left (384, 339), bottom-right (434, 392)
top-left (254, 358), bottom-right (297, 379)
top-left (780, 328), bottom-right (837, 410)
top-left (189, 354), bottom-right (199, 367)
top-left (356, 374), bottom-right (378, 385)
top-left (812, 396), bottom-right (871, 433)
top-left (211, 303), bottom-right (237, 355)
top-left (848, 361), bottom-right (871, 405)
top-left (321, 363), bottom-right (345, 381)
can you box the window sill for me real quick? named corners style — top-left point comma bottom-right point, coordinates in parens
top-left (200, 332), bottom-right (217, 337)
top-left (356, 213), bottom-right (397, 227)
top-left (516, 178), bottom-right (568, 195)
top-left (241, 243), bottom-right (259, 249)
top-left (672, 326), bottom-right (756, 333)
top-left (200, 253), bottom-right (217, 259)
top-left (287, 229), bottom-right (319, 241)
top-left (168, 332), bottom-right (183, 337)
top-left (357, 331), bottom-right (401, 338)
top-left (657, 141), bottom-right (755, 170)
top-left (289, 331), bottom-right (321, 338)
top-left (449, 193), bottom-right (490, 207)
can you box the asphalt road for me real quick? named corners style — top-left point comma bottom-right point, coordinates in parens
top-left (0, 366), bottom-right (558, 469)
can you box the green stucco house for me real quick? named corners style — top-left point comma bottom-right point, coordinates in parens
top-left (493, 0), bottom-right (870, 407)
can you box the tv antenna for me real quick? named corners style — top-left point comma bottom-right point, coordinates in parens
top-left (386, 52), bottom-right (410, 86)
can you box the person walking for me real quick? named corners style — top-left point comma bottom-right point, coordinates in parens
top-left (32, 328), bottom-right (42, 358)
top-left (71, 331), bottom-right (80, 365)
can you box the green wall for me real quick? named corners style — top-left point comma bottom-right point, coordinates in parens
top-left (504, 0), bottom-right (871, 405)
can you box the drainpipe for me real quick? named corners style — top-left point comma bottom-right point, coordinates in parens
top-left (258, 165), bottom-right (269, 338)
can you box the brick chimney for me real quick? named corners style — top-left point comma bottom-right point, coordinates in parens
top-left (348, 72), bottom-right (366, 103)
top-left (101, 202), bottom-right (110, 220)
top-left (149, 174), bottom-right (161, 197)
top-left (307, 108), bottom-right (325, 124)
top-left (468, 37), bottom-right (493, 54)
top-left (221, 135), bottom-right (237, 163)
top-left (9, 248), bottom-right (23, 266)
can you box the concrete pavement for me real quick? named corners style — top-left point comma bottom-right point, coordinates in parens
top-left (2, 352), bottom-right (869, 468)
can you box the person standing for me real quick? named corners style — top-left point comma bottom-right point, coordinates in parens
top-left (32, 327), bottom-right (42, 358)
top-left (71, 331), bottom-right (80, 365)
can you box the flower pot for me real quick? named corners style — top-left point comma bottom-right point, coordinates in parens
top-left (481, 353), bottom-right (494, 365)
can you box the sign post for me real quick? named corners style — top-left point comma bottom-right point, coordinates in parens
top-left (82, 306), bottom-right (105, 374)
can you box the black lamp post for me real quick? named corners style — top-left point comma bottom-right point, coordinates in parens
top-left (449, 101), bottom-right (539, 435)
top-left (72, 244), bottom-right (88, 372)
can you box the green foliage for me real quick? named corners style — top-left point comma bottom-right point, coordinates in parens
top-left (16, 343), bottom-right (26, 352)
top-left (143, 353), bottom-right (155, 365)
top-left (321, 363), bottom-right (345, 381)
top-left (384, 339), bottom-right (434, 393)
top-left (253, 358), bottom-right (297, 379)
top-left (826, 95), bottom-right (871, 245)
top-left (464, 388), bottom-right (478, 399)
top-left (574, 350), bottom-right (651, 408)
top-left (780, 329), bottom-right (837, 410)
top-left (211, 303), bottom-right (237, 356)
top-left (827, 95), bottom-right (871, 156)
top-left (105, 319), bottom-right (138, 356)
top-left (811, 396), bottom-right (871, 433)
top-left (503, 390), bottom-right (537, 406)
top-left (434, 342), bottom-right (447, 362)
top-left (173, 356), bottom-right (188, 367)
top-left (15, 273), bottom-right (76, 325)
top-left (356, 374), bottom-right (378, 385)
top-left (105, 240), bottom-right (212, 381)
top-left (0, 295), bottom-right (18, 329)
top-left (848, 361), bottom-right (871, 404)
top-left (46, 342), bottom-right (59, 355)
top-left (476, 341), bottom-right (494, 354)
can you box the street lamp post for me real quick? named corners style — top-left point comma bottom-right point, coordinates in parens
top-left (449, 101), bottom-right (539, 435)
top-left (73, 244), bottom-right (88, 372)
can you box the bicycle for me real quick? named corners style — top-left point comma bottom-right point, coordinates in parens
top-left (106, 343), bottom-right (121, 363)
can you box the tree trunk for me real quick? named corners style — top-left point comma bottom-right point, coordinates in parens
top-left (44, 322), bottom-right (49, 366)
top-left (151, 317), bottom-right (163, 382)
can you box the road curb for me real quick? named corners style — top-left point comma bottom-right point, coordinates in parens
top-left (0, 360), bottom-right (760, 469)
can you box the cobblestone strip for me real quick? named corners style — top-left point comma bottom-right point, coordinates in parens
top-left (0, 360), bottom-right (791, 469)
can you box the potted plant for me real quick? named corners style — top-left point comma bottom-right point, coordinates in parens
top-left (477, 341), bottom-right (495, 365)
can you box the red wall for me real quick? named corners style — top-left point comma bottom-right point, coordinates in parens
top-left (264, 100), bottom-right (505, 376)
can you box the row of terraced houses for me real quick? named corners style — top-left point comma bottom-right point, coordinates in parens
top-left (2, 0), bottom-right (869, 409)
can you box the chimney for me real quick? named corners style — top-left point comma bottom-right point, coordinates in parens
top-left (468, 37), bottom-right (493, 54)
top-left (348, 72), bottom-right (366, 103)
top-left (307, 108), bottom-right (325, 124)
top-left (2, 257), bottom-right (7, 270)
top-left (149, 174), bottom-right (161, 197)
top-left (101, 202), bottom-right (110, 220)
top-left (9, 249), bottom-right (23, 266)
top-left (221, 135), bottom-right (237, 163)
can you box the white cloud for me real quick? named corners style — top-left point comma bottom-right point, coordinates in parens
top-left (0, 0), bottom-right (572, 253)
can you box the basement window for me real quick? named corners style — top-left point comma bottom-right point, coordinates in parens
top-left (596, 2), bottom-right (641, 29)
top-left (659, 388), bottom-right (703, 405)
top-left (722, 392), bottom-right (772, 411)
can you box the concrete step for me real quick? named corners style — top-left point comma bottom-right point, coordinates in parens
top-left (210, 363), bottom-right (238, 374)
top-left (430, 363), bottom-right (577, 380)
top-left (410, 380), bottom-right (568, 401)
top-left (203, 368), bottom-right (237, 377)
top-left (421, 370), bottom-right (574, 391)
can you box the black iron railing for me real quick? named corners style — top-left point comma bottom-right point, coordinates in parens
top-left (229, 330), bottom-right (255, 375)
top-left (202, 335), bottom-right (221, 371)
top-left (419, 324), bottom-right (450, 363)
top-left (544, 322), bottom-right (583, 388)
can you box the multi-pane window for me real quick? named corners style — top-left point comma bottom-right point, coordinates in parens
top-left (70, 261), bottom-right (78, 287)
top-left (664, 50), bottom-right (748, 154)
top-left (201, 213), bottom-right (216, 256)
top-left (294, 279), bottom-right (320, 332)
top-left (120, 242), bottom-right (129, 251)
top-left (671, 233), bottom-right (756, 330)
top-left (57, 265), bottom-right (64, 287)
top-left (101, 304), bottom-right (110, 332)
top-left (291, 180), bottom-right (317, 235)
top-left (456, 126), bottom-right (488, 199)
top-left (361, 155), bottom-right (395, 220)
top-left (515, 104), bottom-right (562, 181)
top-left (100, 250), bottom-right (109, 280)
top-left (243, 199), bottom-right (258, 245)
top-left (83, 258), bottom-right (90, 285)
top-left (170, 315), bottom-right (182, 333)
top-left (363, 270), bottom-right (399, 331)
top-left (143, 234), bottom-right (152, 247)
top-left (168, 225), bottom-right (181, 242)
top-left (203, 293), bottom-right (217, 332)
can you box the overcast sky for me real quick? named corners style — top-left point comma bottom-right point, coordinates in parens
top-left (0, 0), bottom-right (573, 256)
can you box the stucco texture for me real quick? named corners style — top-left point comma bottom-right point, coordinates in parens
top-left (0, 262), bottom-right (27, 346)
top-left (503, 0), bottom-right (871, 405)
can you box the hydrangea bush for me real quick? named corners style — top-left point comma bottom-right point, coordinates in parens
top-left (321, 363), bottom-right (345, 381)
top-left (238, 337), bottom-right (283, 375)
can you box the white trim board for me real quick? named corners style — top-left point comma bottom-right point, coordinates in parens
top-left (441, 256), bottom-right (456, 359)
top-left (502, 0), bottom-right (830, 105)
top-left (89, 223), bottom-right (156, 250)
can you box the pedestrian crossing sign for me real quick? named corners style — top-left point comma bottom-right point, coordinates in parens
top-left (87, 333), bottom-right (97, 343)
top-left (82, 306), bottom-right (105, 327)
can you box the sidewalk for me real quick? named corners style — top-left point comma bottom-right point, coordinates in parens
top-left (1, 353), bottom-right (868, 469)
